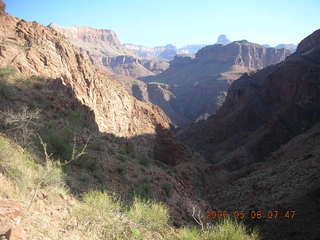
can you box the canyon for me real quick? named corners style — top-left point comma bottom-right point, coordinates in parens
top-left (0, 1), bottom-right (319, 239)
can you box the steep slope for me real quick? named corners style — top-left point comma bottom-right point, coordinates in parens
top-left (179, 29), bottom-right (320, 239)
top-left (142, 41), bottom-right (291, 125)
top-left (48, 24), bottom-right (168, 78)
top-left (0, 17), bottom-right (170, 138)
top-left (47, 24), bottom-right (132, 57)
top-left (0, 8), bottom-right (218, 232)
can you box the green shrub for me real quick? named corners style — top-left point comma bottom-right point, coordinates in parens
top-left (44, 129), bottom-right (72, 160)
top-left (176, 227), bottom-right (201, 240)
top-left (175, 219), bottom-right (260, 240)
top-left (0, 135), bottom-right (64, 193)
top-left (0, 66), bottom-right (17, 79)
top-left (162, 182), bottom-right (173, 197)
top-left (118, 154), bottom-right (128, 162)
top-left (116, 164), bottom-right (128, 175)
top-left (138, 155), bottom-right (151, 167)
top-left (77, 157), bottom-right (97, 171)
top-left (127, 197), bottom-right (169, 233)
top-left (135, 182), bottom-right (153, 199)
top-left (205, 218), bottom-right (259, 240)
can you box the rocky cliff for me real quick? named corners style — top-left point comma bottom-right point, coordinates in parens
top-left (48, 24), bottom-right (168, 78)
top-left (179, 29), bottom-right (320, 239)
top-left (141, 41), bottom-right (291, 125)
top-left (0, 15), bottom-right (170, 138)
top-left (47, 24), bottom-right (132, 57)
top-left (0, 8), bottom-right (215, 231)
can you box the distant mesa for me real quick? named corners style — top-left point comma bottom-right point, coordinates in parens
top-left (141, 40), bottom-right (290, 126)
top-left (275, 43), bottom-right (297, 53)
top-left (216, 34), bottom-right (231, 45)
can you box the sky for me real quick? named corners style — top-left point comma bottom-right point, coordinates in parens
top-left (5, 0), bottom-right (320, 48)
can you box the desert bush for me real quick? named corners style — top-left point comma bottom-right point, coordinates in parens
top-left (116, 163), bottom-right (128, 175)
top-left (162, 182), bottom-right (173, 197)
top-left (0, 135), bottom-right (65, 194)
top-left (176, 227), bottom-right (201, 240)
top-left (0, 106), bottom-right (41, 147)
top-left (138, 155), bottom-right (151, 167)
top-left (76, 156), bottom-right (97, 171)
top-left (127, 196), bottom-right (169, 233)
top-left (71, 190), bottom-right (126, 239)
top-left (44, 129), bottom-right (73, 160)
top-left (175, 218), bottom-right (260, 240)
top-left (134, 182), bottom-right (153, 199)
top-left (0, 65), bottom-right (17, 79)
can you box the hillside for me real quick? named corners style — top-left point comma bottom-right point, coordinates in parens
top-left (0, 6), bottom-right (219, 238)
top-left (141, 41), bottom-right (291, 126)
top-left (49, 24), bottom-right (169, 78)
top-left (179, 29), bottom-right (320, 239)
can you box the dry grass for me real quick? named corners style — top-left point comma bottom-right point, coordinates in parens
top-left (0, 134), bottom-right (261, 239)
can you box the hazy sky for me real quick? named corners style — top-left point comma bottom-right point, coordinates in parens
top-left (5, 0), bottom-right (320, 47)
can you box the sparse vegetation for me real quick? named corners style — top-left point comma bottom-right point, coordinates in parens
top-left (44, 128), bottom-right (73, 160)
top-left (162, 182), bottom-right (173, 197)
top-left (0, 65), bottom-right (261, 239)
top-left (138, 154), bottom-right (151, 167)
top-left (128, 196), bottom-right (169, 233)
top-left (135, 182), bottom-right (153, 199)
top-left (0, 131), bottom-right (260, 240)
top-left (116, 164), bottom-right (128, 175)
top-left (176, 219), bottom-right (260, 240)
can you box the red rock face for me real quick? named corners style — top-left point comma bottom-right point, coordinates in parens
top-left (182, 29), bottom-right (320, 167)
top-left (48, 24), bottom-right (168, 78)
top-left (179, 29), bottom-right (320, 240)
top-left (0, 200), bottom-right (21, 220)
top-left (0, 14), bottom-right (170, 140)
top-left (0, 200), bottom-right (26, 240)
top-left (47, 24), bottom-right (126, 54)
top-left (142, 41), bottom-right (290, 125)
top-left (196, 40), bottom-right (290, 69)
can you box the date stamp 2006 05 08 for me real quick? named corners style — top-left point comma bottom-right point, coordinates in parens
top-left (206, 210), bottom-right (296, 220)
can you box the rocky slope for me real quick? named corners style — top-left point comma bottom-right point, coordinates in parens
top-left (47, 24), bottom-right (132, 57)
top-left (0, 7), bottom-right (217, 235)
top-left (141, 41), bottom-right (291, 126)
top-left (48, 24), bottom-right (169, 78)
top-left (0, 17), bottom-right (170, 139)
top-left (179, 29), bottom-right (320, 239)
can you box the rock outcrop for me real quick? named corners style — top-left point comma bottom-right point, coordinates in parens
top-left (47, 24), bottom-right (132, 57)
top-left (141, 41), bottom-right (291, 125)
top-left (0, 200), bottom-right (26, 240)
top-left (48, 24), bottom-right (168, 78)
top-left (179, 29), bottom-right (320, 239)
top-left (0, 14), bottom-right (170, 139)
